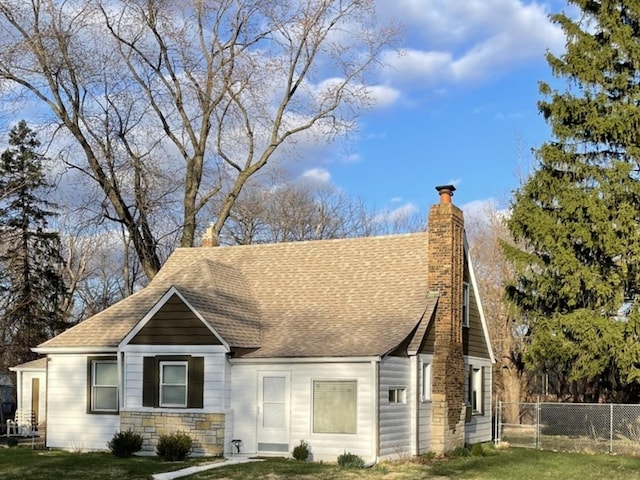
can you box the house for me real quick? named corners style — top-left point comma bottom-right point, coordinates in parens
top-left (9, 358), bottom-right (46, 428)
top-left (20, 185), bottom-right (494, 462)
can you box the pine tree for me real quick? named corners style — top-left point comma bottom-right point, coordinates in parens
top-left (505, 0), bottom-right (640, 402)
top-left (0, 121), bottom-right (67, 370)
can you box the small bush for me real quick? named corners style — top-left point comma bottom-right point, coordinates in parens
top-left (156, 431), bottom-right (193, 461)
top-left (374, 462), bottom-right (389, 473)
top-left (413, 450), bottom-right (437, 465)
top-left (107, 430), bottom-right (143, 457)
top-left (292, 439), bottom-right (310, 461)
top-left (7, 437), bottom-right (18, 448)
top-left (448, 446), bottom-right (470, 458)
top-left (337, 451), bottom-right (365, 469)
top-left (471, 442), bottom-right (486, 456)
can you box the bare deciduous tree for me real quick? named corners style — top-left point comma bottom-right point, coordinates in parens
top-left (0, 0), bottom-right (396, 280)
top-left (220, 173), bottom-right (376, 244)
top-left (465, 202), bottom-right (530, 422)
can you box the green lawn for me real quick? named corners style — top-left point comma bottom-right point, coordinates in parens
top-left (3, 446), bottom-right (640, 480)
top-left (0, 447), bottom-right (219, 480)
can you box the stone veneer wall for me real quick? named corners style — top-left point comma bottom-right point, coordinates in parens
top-left (120, 411), bottom-right (225, 455)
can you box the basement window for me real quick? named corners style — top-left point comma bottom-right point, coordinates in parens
top-left (388, 387), bottom-right (406, 404)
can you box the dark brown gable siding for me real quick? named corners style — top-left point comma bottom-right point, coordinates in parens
top-left (421, 315), bottom-right (436, 354)
top-left (130, 294), bottom-right (221, 345)
top-left (462, 259), bottom-right (490, 358)
top-left (464, 286), bottom-right (490, 357)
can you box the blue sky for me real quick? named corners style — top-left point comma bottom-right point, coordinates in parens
top-left (0, 0), bottom-right (571, 224)
top-left (305, 0), bottom-right (570, 218)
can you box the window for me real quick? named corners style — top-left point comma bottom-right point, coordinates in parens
top-left (313, 380), bottom-right (357, 434)
top-left (160, 361), bottom-right (188, 407)
top-left (143, 356), bottom-right (204, 408)
top-left (88, 357), bottom-right (118, 414)
top-left (422, 362), bottom-right (431, 401)
top-left (388, 388), bottom-right (406, 404)
top-left (462, 282), bottom-right (470, 327)
top-left (468, 365), bottom-right (484, 414)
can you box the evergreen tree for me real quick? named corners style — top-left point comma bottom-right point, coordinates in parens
top-left (505, 0), bottom-right (640, 402)
top-left (0, 121), bottom-right (67, 371)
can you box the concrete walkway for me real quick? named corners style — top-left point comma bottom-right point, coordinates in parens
top-left (152, 456), bottom-right (263, 480)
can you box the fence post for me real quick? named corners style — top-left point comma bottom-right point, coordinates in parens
top-left (495, 401), bottom-right (501, 444)
top-left (610, 403), bottom-right (613, 454)
top-left (536, 397), bottom-right (540, 449)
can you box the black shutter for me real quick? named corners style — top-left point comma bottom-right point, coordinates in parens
top-left (188, 356), bottom-right (204, 408)
top-left (142, 357), bottom-right (158, 407)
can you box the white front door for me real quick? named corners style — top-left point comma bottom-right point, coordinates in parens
top-left (257, 372), bottom-right (290, 454)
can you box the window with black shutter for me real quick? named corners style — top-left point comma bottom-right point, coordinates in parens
top-left (142, 356), bottom-right (204, 408)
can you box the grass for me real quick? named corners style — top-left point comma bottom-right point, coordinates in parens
top-left (188, 447), bottom-right (640, 480)
top-left (5, 445), bottom-right (640, 480)
top-left (0, 446), bottom-right (220, 480)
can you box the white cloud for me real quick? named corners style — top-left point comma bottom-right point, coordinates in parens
top-left (366, 84), bottom-right (402, 108)
top-left (373, 202), bottom-right (419, 224)
top-left (381, 49), bottom-right (453, 85)
top-left (461, 198), bottom-right (510, 226)
top-left (377, 0), bottom-right (565, 86)
top-left (300, 168), bottom-right (331, 185)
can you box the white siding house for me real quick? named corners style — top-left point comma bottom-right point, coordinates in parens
top-left (24, 185), bottom-right (494, 459)
top-left (46, 354), bottom-right (119, 451)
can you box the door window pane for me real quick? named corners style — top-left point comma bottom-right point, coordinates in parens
top-left (262, 376), bottom-right (285, 428)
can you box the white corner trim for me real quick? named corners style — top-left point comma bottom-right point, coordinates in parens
top-left (118, 285), bottom-right (230, 350)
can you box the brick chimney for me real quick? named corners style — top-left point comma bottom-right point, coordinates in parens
top-left (201, 224), bottom-right (219, 247)
top-left (428, 184), bottom-right (466, 454)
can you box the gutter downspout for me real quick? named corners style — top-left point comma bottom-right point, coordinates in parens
top-left (372, 359), bottom-right (379, 465)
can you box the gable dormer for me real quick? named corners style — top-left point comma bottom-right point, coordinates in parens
top-left (123, 287), bottom-right (228, 348)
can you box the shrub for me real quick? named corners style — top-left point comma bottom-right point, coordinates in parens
top-left (374, 462), bottom-right (389, 474)
top-left (471, 442), bottom-right (486, 457)
top-left (337, 451), bottom-right (365, 469)
top-left (413, 450), bottom-right (437, 465)
top-left (7, 437), bottom-right (18, 448)
top-left (156, 431), bottom-right (193, 461)
top-left (107, 430), bottom-right (143, 457)
top-left (292, 440), bottom-right (310, 461)
top-left (448, 446), bottom-right (470, 458)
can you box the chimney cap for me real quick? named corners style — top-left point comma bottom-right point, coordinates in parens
top-left (435, 184), bottom-right (456, 203)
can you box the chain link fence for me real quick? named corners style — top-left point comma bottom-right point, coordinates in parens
top-left (496, 401), bottom-right (640, 456)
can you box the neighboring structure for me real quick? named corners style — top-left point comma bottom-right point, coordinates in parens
top-left (0, 371), bottom-right (16, 432)
top-left (18, 185), bottom-right (494, 462)
top-left (9, 358), bottom-right (46, 428)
